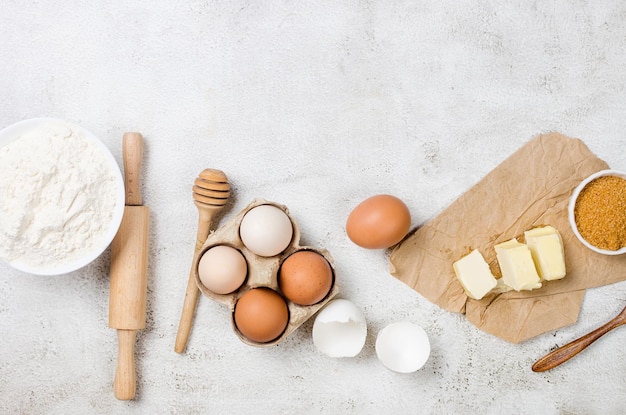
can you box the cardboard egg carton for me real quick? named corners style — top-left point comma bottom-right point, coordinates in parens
top-left (194, 198), bottom-right (339, 347)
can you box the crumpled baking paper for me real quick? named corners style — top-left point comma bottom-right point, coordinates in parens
top-left (390, 133), bottom-right (626, 343)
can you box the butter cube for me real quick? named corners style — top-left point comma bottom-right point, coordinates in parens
top-left (453, 249), bottom-right (498, 300)
top-left (524, 226), bottom-right (566, 281)
top-left (494, 238), bottom-right (542, 291)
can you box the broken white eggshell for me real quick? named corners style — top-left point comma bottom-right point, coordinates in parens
top-left (375, 321), bottom-right (430, 373)
top-left (312, 299), bottom-right (367, 357)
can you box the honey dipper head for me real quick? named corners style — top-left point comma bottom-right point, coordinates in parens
top-left (192, 169), bottom-right (230, 207)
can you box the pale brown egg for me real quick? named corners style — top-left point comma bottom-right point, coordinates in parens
top-left (346, 194), bottom-right (411, 249)
top-left (197, 245), bottom-right (247, 295)
top-left (233, 288), bottom-right (289, 343)
top-left (278, 250), bottom-right (334, 306)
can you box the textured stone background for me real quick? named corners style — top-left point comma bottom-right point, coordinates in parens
top-left (1, 1), bottom-right (626, 414)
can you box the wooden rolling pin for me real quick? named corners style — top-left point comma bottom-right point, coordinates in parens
top-left (109, 132), bottom-right (150, 400)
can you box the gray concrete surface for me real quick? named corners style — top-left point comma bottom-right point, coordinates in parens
top-left (1, 1), bottom-right (625, 414)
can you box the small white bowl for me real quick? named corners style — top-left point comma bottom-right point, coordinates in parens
top-left (568, 169), bottom-right (626, 256)
top-left (0, 118), bottom-right (125, 275)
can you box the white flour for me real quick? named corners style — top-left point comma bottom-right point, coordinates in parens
top-left (0, 122), bottom-right (119, 271)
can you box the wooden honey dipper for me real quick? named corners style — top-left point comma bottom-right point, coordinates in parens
top-left (175, 169), bottom-right (230, 354)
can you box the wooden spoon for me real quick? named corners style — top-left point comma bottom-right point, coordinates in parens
top-left (174, 169), bottom-right (230, 354)
top-left (532, 305), bottom-right (626, 372)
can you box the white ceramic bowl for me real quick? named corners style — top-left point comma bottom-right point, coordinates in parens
top-left (568, 169), bottom-right (626, 256)
top-left (0, 118), bottom-right (125, 275)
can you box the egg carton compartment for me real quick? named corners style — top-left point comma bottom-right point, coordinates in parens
top-left (194, 198), bottom-right (339, 347)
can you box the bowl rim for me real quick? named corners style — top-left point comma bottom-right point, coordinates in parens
top-left (0, 117), bottom-right (125, 275)
top-left (568, 169), bottom-right (626, 256)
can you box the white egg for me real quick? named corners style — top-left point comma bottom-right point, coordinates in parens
top-left (375, 321), bottom-right (430, 373)
top-left (312, 299), bottom-right (367, 358)
top-left (239, 204), bottom-right (293, 257)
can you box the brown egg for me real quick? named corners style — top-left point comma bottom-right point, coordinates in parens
top-left (346, 194), bottom-right (411, 249)
top-left (233, 288), bottom-right (289, 343)
top-left (278, 250), bottom-right (334, 306)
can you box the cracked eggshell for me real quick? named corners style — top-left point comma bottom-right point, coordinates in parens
top-left (375, 322), bottom-right (430, 373)
top-left (312, 299), bottom-right (367, 357)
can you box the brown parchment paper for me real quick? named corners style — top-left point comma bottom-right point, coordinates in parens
top-left (389, 133), bottom-right (626, 343)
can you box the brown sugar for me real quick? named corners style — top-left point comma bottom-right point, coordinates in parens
top-left (574, 175), bottom-right (626, 251)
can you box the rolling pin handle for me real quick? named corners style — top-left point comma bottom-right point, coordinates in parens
top-left (114, 329), bottom-right (137, 400)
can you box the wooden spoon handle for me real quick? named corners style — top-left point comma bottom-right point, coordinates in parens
top-left (174, 208), bottom-right (216, 354)
top-left (532, 319), bottom-right (624, 372)
top-left (123, 133), bottom-right (144, 206)
top-left (114, 329), bottom-right (137, 400)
